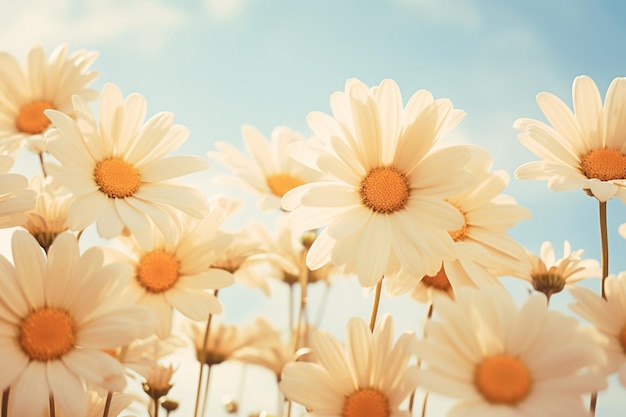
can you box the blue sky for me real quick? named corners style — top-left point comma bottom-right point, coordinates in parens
top-left (2, 0), bottom-right (626, 415)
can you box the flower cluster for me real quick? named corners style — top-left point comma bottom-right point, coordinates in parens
top-left (0, 44), bottom-right (623, 417)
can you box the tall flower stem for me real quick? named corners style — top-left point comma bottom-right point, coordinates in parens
top-left (200, 364), bottom-right (213, 417)
top-left (38, 152), bottom-right (47, 177)
top-left (153, 397), bottom-right (160, 417)
top-left (2, 389), bottom-right (8, 417)
top-left (49, 396), bottom-right (56, 417)
top-left (101, 392), bottom-right (113, 417)
top-left (599, 200), bottom-right (609, 299)
top-left (409, 303), bottom-right (434, 416)
top-left (369, 278), bottom-right (384, 332)
top-left (590, 200), bottom-right (609, 417)
top-left (194, 290), bottom-right (219, 417)
top-left (286, 248), bottom-right (310, 417)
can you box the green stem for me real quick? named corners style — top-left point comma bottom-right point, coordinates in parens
top-left (589, 200), bottom-right (609, 417)
top-left (200, 364), bottom-right (213, 417)
top-left (599, 200), bottom-right (608, 300)
top-left (101, 392), bottom-right (113, 417)
top-left (2, 389), bottom-right (8, 417)
top-left (369, 278), bottom-right (384, 332)
top-left (49, 396), bottom-right (56, 417)
top-left (193, 290), bottom-right (218, 417)
top-left (38, 152), bottom-right (47, 177)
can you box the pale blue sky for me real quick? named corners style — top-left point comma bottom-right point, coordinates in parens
top-left (2, 0), bottom-right (626, 415)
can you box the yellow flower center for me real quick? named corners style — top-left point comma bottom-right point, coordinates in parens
top-left (580, 148), bottom-right (626, 181)
top-left (474, 354), bottom-right (531, 405)
top-left (137, 250), bottom-right (180, 293)
top-left (94, 158), bottom-right (141, 198)
top-left (342, 388), bottom-right (390, 417)
top-left (15, 100), bottom-right (55, 134)
top-left (360, 167), bottom-right (410, 214)
top-left (19, 307), bottom-right (76, 361)
top-left (266, 173), bottom-right (304, 197)
top-left (421, 265), bottom-right (453, 294)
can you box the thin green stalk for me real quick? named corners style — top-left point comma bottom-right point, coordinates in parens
top-left (193, 290), bottom-right (218, 417)
top-left (369, 278), bottom-right (384, 332)
top-left (2, 389), bottom-right (8, 417)
top-left (200, 364), bottom-right (213, 417)
top-left (590, 200), bottom-right (609, 417)
top-left (153, 397), bottom-right (160, 417)
top-left (101, 392), bottom-right (113, 417)
top-left (49, 396), bottom-right (56, 417)
top-left (409, 303), bottom-right (434, 416)
top-left (599, 200), bottom-right (608, 299)
top-left (38, 152), bottom-right (47, 177)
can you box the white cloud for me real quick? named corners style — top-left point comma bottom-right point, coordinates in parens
top-left (0, 0), bottom-right (186, 56)
top-left (393, 0), bottom-right (482, 30)
top-left (204, 0), bottom-right (246, 21)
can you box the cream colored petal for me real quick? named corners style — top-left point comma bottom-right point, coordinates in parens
top-left (356, 215), bottom-right (390, 287)
top-left (77, 305), bottom-right (153, 348)
top-left (280, 362), bottom-right (345, 412)
top-left (165, 287), bottom-right (221, 320)
top-left (345, 317), bottom-right (372, 387)
top-left (139, 155), bottom-right (210, 181)
top-left (134, 183), bottom-right (209, 218)
top-left (67, 191), bottom-right (109, 231)
top-left (535, 91), bottom-right (586, 155)
top-left (311, 330), bottom-right (357, 394)
top-left (0, 334), bottom-right (28, 389)
top-left (12, 230), bottom-right (45, 308)
top-left (11, 362), bottom-right (49, 417)
top-left (572, 75), bottom-right (603, 149)
top-left (242, 124), bottom-right (274, 176)
top-left (63, 349), bottom-right (126, 391)
top-left (47, 360), bottom-right (87, 417)
top-left (45, 232), bottom-right (79, 308)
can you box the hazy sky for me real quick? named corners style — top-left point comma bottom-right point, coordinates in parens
top-left (1, 1), bottom-right (626, 415)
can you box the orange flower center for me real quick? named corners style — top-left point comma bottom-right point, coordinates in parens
top-left (94, 158), bottom-right (141, 198)
top-left (15, 100), bottom-right (55, 134)
top-left (19, 307), bottom-right (76, 361)
top-left (474, 354), bottom-right (531, 405)
top-left (342, 388), bottom-right (390, 417)
top-left (360, 167), bottom-right (410, 214)
top-left (137, 250), bottom-right (180, 293)
top-left (266, 173), bottom-right (304, 197)
top-left (580, 148), bottom-right (626, 181)
top-left (421, 265), bottom-right (453, 293)
top-left (446, 203), bottom-right (468, 241)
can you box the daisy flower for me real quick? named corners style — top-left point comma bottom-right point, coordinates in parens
top-left (234, 317), bottom-right (307, 380)
top-left (416, 287), bottom-right (607, 417)
top-left (44, 82), bottom-right (210, 249)
top-left (279, 315), bottom-right (418, 417)
top-left (0, 155), bottom-right (35, 228)
top-left (0, 231), bottom-right (153, 417)
top-left (387, 148), bottom-right (531, 300)
top-left (187, 317), bottom-right (271, 366)
top-left (518, 240), bottom-right (600, 299)
top-left (110, 212), bottom-right (235, 338)
top-left (282, 78), bottom-right (477, 287)
top-left (209, 125), bottom-right (323, 210)
top-left (250, 220), bottom-right (337, 287)
top-left (570, 273), bottom-right (626, 386)
top-left (22, 174), bottom-right (71, 251)
top-left (515, 75), bottom-right (626, 203)
top-left (0, 44), bottom-right (99, 154)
